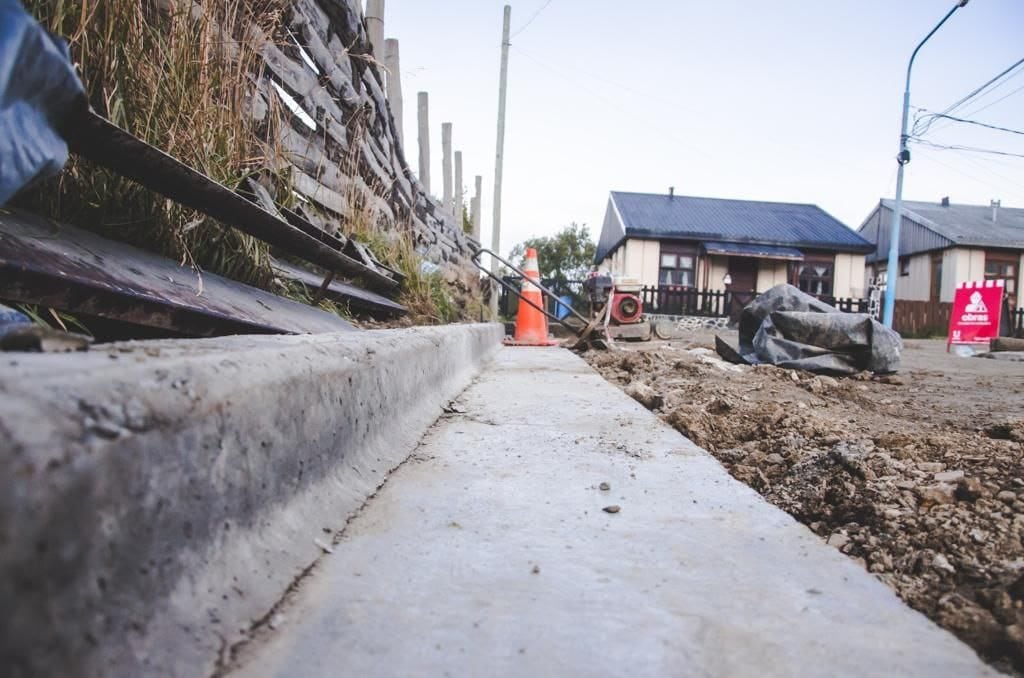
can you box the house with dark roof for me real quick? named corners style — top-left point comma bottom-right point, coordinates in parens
top-left (858, 198), bottom-right (1024, 308)
top-left (595, 190), bottom-right (873, 299)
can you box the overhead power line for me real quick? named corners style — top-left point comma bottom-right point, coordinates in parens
top-left (914, 56), bottom-right (1024, 136)
top-left (909, 137), bottom-right (1024, 160)
top-left (937, 56), bottom-right (1024, 118)
top-left (510, 0), bottom-right (554, 38)
top-left (912, 109), bottom-right (1024, 137)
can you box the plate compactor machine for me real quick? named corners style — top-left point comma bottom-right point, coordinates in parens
top-left (471, 247), bottom-right (659, 350)
top-left (581, 273), bottom-right (652, 341)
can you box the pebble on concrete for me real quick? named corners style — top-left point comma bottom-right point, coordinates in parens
top-left (602, 505), bottom-right (621, 514)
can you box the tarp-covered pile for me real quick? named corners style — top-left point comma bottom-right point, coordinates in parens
top-left (715, 284), bottom-right (902, 374)
top-left (0, 0), bottom-right (86, 204)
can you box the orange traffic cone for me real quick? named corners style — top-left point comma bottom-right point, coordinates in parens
top-left (504, 247), bottom-right (558, 346)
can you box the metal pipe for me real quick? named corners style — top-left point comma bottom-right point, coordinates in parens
top-left (471, 247), bottom-right (590, 335)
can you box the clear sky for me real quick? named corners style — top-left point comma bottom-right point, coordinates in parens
top-left (383, 0), bottom-right (1024, 256)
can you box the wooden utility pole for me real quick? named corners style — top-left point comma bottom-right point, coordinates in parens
top-left (490, 5), bottom-right (511, 315)
top-left (417, 92), bottom-right (430, 193)
top-left (442, 122), bottom-right (453, 217)
top-left (383, 39), bottom-right (403, 147)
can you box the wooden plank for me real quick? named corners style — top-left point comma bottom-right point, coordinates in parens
top-left (0, 209), bottom-right (355, 336)
top-left (271, 258), bottom-right (406, 317)
top-left (65, 110), bottom-right (399, 293)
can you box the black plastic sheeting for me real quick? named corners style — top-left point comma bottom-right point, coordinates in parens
top-left (715, 284), bottom-right (902, 374)
top-left (0, 0), bottom-right (86, 205)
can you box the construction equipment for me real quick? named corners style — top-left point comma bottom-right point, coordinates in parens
top-left (503, 248), bottom-right (558, 346)
top-left (581, 272), bottom-right (652, 342)
top-left (471, 248), bottom-right (657, 350)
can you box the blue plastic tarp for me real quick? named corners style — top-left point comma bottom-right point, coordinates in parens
top-left (0, 0), bottom-right (86, 205)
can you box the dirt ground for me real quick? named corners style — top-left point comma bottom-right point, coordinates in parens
top-left (583, 332), bottom-right (1024, 675)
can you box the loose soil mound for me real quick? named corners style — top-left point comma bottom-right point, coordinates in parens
top-left (585, 339), bottom-right (1024, 675)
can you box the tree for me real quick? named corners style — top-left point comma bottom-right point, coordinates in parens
top-left (508, 223), bottom-right (596, 282)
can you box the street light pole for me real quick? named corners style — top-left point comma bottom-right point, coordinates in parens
top-left (882, 0), bottom-right (969, 328)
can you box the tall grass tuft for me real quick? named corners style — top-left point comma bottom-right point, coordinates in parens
top-left (17, 0), bottom-right (288, 287)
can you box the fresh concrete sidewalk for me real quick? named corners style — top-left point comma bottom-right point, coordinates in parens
top-left (231, 347), bottom-right (994, 678)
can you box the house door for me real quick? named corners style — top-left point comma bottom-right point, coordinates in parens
top-left (930, 253), bottom-right (943, 303)
top-left (726, 257), bottom-right (758, 317)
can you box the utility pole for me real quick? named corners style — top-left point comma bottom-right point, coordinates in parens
top-left (882, 0), bottom-right (969, 328)
top-left (490, 4), bottom-right (511, 316)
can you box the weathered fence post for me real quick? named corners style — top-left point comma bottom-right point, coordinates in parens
top-left (383, 38), bottom-right (403, 147)
top-left (471, 175), bottom-right (482, 240)
top-left (417, 92), bottom-right (430, 193)
top-left (365, 0), bottom-right (385, 57)
top-left (442, 122), bottom-right (453, 216)
top-left (454, 151), bottom-right (464, 229)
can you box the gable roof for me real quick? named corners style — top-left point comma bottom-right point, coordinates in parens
top-left (595, 191), bottom-right (872, 262)
top-left (881, 199), bottom-right (1024, 250)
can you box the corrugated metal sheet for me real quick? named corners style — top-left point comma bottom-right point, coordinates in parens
top-left (883, 199), bottom-right (1024, 251)
top-left (607, 191), bottom-right (873, 254)
top-left (861, 203), bottom-right (953, 263)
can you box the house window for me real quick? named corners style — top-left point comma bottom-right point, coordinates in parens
top-left (985, 251), bottom-right (1018, 305)
top-left (797, 256), bottom-right (834, 296)
top-left (659, 251), bottom-right (695, 286)
top-left (899, 258), bottom-right (910, 277)
top-left (985, 258), bottom-right (1016, 294)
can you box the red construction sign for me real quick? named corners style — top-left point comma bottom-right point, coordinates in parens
top-left (947, 279), bottom-right (1005, 350)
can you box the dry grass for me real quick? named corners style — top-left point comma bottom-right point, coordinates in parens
top-left (18, 0), bottom-right (288, 287)
top-left (16, 0), bottom-right (483, 325)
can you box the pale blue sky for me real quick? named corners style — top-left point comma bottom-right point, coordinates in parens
top-left (384, 1), bottom-right (1024, 255)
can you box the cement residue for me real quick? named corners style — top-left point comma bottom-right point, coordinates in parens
top-left (585, 339), bottom-right (1024, 676)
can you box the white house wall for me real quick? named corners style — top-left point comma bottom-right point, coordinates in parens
top-left (756, 260), bottom-right (789, 292)
top-left (833, 253), bottom-right (866, 299)
top-left (620, 239), bottom-right (660, 286)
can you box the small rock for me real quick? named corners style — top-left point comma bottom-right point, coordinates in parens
top-left (313, 538), bottom-right (334, 554)
top-left (934, 470), bottom-right (965, 483)
top-left (624, 382), bottom-right (663, 410)
top-left (917, 462), bottom-right (946, 473)
top-left (916, 484), bottom-right (956, 506)
top-left (598, 482), bottom-right (611, 491)
top-left (932, 553), bottom-right (956, 574)
top-left (765, 453), bottom-right (785, 465)
top-left (789, 371), bottom-right (800, 382)
top-left (877, 375), bottom-right (905, 386)
top-left (268, 613), bottom-right (286, 630)
top-left (531, 565), bottom-right (540, 574)
top-left (997, 490), bottom-right (1017, 504)
top-left (602, 505), bottom-right (621, 514)
top-left (828, 532), bottom-right (850, 550)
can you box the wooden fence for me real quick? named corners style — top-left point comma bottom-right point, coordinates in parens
top-left (890, 300), bottom-right (952, 338)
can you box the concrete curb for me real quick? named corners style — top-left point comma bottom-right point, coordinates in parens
top-left (0, 324), bottom-right (503, 677)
